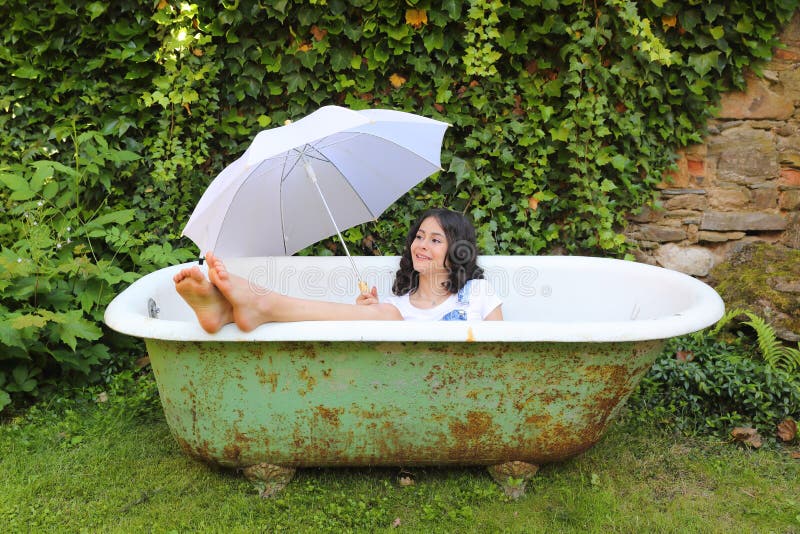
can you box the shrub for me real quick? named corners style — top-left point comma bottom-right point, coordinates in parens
top-left (628, 331), bottom-right (800, 439)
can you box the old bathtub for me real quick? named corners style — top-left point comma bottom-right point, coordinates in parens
top-left (104, 256), bottom-right (723, 497)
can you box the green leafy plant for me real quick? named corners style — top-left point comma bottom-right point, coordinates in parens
top-left (628, 330), bottom-right (800, 438)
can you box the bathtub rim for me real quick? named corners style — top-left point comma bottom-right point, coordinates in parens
top-left (104, 255), bottom-right (724, 343)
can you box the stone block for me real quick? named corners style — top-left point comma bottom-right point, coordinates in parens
top-left (664, 194), bottom-right (708, 211)
top-left (627, 205), bottom-right (660, 223)
top-left (654, 244), bottom-right (716, 277)
top-left (780, 213), bottom-right (800, 249)
top-left (708, 188), bottom-right (750, 210)
top-left (639, 224), bottom-right (686, 243)
top-left (751, 187), bottom-right (779, 209)
top-left (686, 224), bottom-right (699, 244)
top-left (776, 67), bottom-right (800, 102)
top-left (661, 188), bottom-right (707, 195)
top-left (717, 75), bottom-right (794, 120)
top-left (780, 189), bottom-right (800, 211)
top-left (777, 132), bottom-right (800, 166)
top-left (698, 231), bottom-right (746, 243)
top-left (715, 127), bottom-right (778, 184)
top-left (663, 210), bottom-right (700, 225)
top-left (701, 211), bottom-right (787, 231)
top-left (771, 278), bottom-right (800, 293)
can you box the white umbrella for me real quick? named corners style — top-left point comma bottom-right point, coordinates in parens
top-left (181, 105), bottom-right (449, 287)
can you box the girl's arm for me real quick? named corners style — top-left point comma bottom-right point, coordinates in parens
top-left (484, 304), bottom-right (503, 321)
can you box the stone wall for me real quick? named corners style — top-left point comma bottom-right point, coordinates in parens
top-left (626, 12), bottom-right (800, 278)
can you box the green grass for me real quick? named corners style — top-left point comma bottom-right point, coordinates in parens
top-left (1, 385), bottom-right (799, 533)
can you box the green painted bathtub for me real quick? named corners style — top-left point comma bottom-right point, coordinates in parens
top-left (105, 255), bottom-right (724, 496)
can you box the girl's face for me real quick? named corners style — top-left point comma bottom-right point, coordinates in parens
top-left (410, 216), bottom-right (449, 276)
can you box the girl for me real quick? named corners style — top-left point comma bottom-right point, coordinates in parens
top-left (174, 208), bottom-right (502, 333)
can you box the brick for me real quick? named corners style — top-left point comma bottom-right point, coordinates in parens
top-left (780, 168), bottom-right (800, 187)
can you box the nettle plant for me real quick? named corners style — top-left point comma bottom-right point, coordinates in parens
top-left (1, 0), bottom-right (797, 409)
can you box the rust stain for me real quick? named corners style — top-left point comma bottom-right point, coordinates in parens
top-left (448, 411), bottom-right (495, 444)
top-left (223, 443), bottom-right (242, 462)
top-left (254, 366), bottom-right (266, 384)
top-left (466, 327), bottom-right (475, 342)
top-left (297, 366), bottom-right (317, 395)
top-left (255, 366), bottom-right (280, 392)
top-left (524, 413), bottom-right (551, 426)
top-left (315, 405), bottom-right (343, 427)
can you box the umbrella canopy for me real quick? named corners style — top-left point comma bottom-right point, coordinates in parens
top-left (182, 105), bottom-right (449, 258)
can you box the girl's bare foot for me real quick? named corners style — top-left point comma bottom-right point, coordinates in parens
top-left (174, 265), bottom-right (234, 333)
top-left (205, 252), bottom-right (275, 332)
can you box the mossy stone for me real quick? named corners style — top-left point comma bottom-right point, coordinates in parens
top-left (708, 242), bottom-right (800, 341)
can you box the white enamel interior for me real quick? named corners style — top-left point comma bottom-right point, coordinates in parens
top-left (104, 256), bottom-right (725, 343)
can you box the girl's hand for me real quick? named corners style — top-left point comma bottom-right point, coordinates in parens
top-left (356, 286), bottom-right (379, 305)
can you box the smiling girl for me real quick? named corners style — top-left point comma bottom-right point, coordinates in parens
top-left (360, 208), bottom-right (503, 321)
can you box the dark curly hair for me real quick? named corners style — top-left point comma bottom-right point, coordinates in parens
top-left (392, 208), bottom-right (484, 296)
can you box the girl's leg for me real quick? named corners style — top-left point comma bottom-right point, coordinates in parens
top-left (206, 252), bottom-right (403, 332)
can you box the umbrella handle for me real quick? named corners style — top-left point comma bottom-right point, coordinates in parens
top-left (358, 280), bottom-right (368, 294)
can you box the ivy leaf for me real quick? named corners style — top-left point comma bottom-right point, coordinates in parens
top-left (423, 30), bottom-right (444, 53)
top-left (329, 48), bottom-right (352, 71)
top-left (12, 65), bottom-right (42, 79)
top-left (550, 124), bottom-right (570, 142)
top-left (610, 154), bottom-right (629, 171)
top-left (688, 51), bottom-right (721, 76)
top-left (442, 0), bottom-right (462, 19)
top-left (283, 71), bottom-right (308, 93)
top-left (448, 156), bottom-right (470, 187)
top-left (735, 17), bottom-right (754, 34)
top-left (86, 2), bottom-right (107, 21)
top-left (600, 179), bottom-right (617, 192)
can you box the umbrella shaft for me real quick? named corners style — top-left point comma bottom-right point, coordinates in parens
top-left (303, 161), bottom-right (363, 285)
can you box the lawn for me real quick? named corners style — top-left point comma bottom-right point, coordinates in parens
top-left (1, 376), bottom-right (798, 533)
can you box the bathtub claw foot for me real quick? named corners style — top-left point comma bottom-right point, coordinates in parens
top-left (487, 461), bottom-right (539, 499)
top-left (242, 463), bottom-right (296, 498)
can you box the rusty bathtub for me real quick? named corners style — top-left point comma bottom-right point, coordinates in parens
top-left (104, 255), bottom-right (724, 496)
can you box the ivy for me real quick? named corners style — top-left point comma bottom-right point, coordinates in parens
top-left (0, 0), bottom-right (797, 407)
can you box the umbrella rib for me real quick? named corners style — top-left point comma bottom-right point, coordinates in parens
top-left (308, 148), bottom-right (379, 222)
top-left (279, 162), bottom-right (287, 255)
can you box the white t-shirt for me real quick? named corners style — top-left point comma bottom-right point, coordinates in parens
top-left (383, 279), bottom-right (502, 321)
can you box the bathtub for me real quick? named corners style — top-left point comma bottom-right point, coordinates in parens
top-left (104, 255), bottom-right (724, 497)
